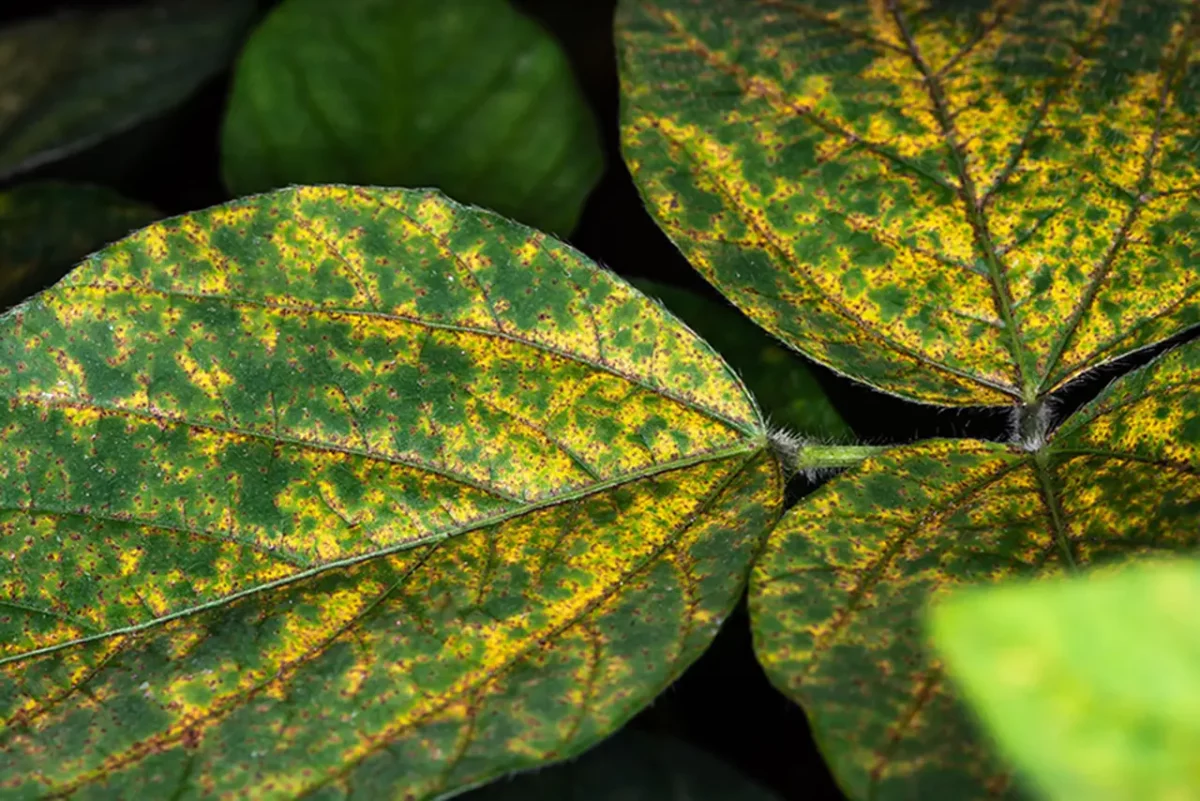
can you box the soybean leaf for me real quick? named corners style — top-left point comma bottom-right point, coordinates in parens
top-left (930, 559), bottom-right (1200, 801)
top-left (0, 186), bottom-right (782, 798)
top-left (0, 0), bottom-right (253, 180)
top-left (221, 0), bottom-right (604, 236)
top-left (463, 728), bottom-right (781, 800)
top-left (617, 0), bottom-right (1199, 406)
top-left (0, 182), bottom-right (158, 310)
top-left (749, 337), bottom-right (1200, 800)
top-left (634, 279), bottom-right (853, 440)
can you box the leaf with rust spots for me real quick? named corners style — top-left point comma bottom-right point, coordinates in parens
top-left (617, 0), bottom-right (1199, 406)
top-left (0, 0), bottom-right (253, 180)
top-left (461, 728), bottom-right (781, 800)
top-left (749, 338), bottom-right (1200, 799)
top-left (0, 186), bottom-right (782, 798)
top-left (0, 182), bottom-right (158, 311)
top-left (221, 0), bottom-right (604, 236)
top-left (931, 558), bottom-right (1200, 801)
top-left (633, 278), bottom-right (853, 440)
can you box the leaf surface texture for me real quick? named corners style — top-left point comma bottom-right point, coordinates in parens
top-left (750, 338), bottom-right (1200, 799)
top-left (618, 0), bottom-right (1199, 405)
top-left (0, 186), bottom-right (781, 798)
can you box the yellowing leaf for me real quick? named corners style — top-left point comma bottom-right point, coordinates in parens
top-left (749, 338), bottom-right (1200, 799)
top-left (617, 0), bottom-right (1199, 406)
top-left (0, 0), bottom-right (253, 179)
top-left (931, 559), bottom-right (1200, 801)
top-left (0, 186), bottom-right (781, 798)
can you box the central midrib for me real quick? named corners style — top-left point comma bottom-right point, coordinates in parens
top-left (0, 436), bottom-right (766, 668)
top-left (886, 0), bottom-right (1037, 403)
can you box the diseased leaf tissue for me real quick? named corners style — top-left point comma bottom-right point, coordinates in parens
top-left (0, 0), bottom-right (1195, 798)
top-left (0, 187), bottom-right (780, 797)
top-left (619, 0), bottom-right (1198, 406)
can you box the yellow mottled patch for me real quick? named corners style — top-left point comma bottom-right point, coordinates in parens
top-left (415, 193), bottom-right (454, 236)
top-left (117, 549), bottom-right (141, 578)
top-left (15, 620), bottom-right (88, 654)
top-left (140, 227), bottom-right (170, 263)
top-left (174, 350), bottom-right (234, 400)
top-left (515, 239), bottom-right (539, 266)
top-left (210, 205), bottom-right (257, 228)
top-left (196, 267), bottom-right (230, 295)
top-left (857, 56), bottom-right (943, 162)
top-left (60, 404), bottom-right (101, 428)
top-left (237, 307), bottom-right (279, 355)
top-left (270, 585), bottom-right (378, 671)
top-left (298, 454), bottom-right (771, 775)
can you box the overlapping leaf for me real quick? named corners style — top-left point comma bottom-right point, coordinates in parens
top-left (931, 559), bottom-right (1200, 801)
top-left (633, 279), bottom-right (852, 440)
top-left (749, 337), bottom-right (1200, 799)
top-left (221, 0), bottom-right (604, 235)
top-left (463, 728), bottom-right (781, 800)
top-left (0, 186), bottom-right (781, 798)
top-left (0, 182), bottom-right (157, 310)
top-left (0, 0), bottom-right (253, 180)
top-left (617, 0), bottom-right (1199, 406)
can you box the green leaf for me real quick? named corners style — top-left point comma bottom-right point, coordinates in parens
top-left (221, 0), bottom-right (604, 236)
top-left (0, 0), bottom-right (253, 180)
top-left (749, 337), bottom-right (1200, 800)
top-left (0, 182), bottom-right (158, 310)
top-left (0, 185), bottom-right (781, 798)
top-left (462, 728), bottom-right (781, 800)
top-left (930, 559), bottom-right (1200, 801)
top-left (633, 279), bottom-right (853, 440)
top-left (617, 0), bottom-right (1199, 406)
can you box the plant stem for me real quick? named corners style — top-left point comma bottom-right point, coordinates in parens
top-left (794, 444), bottom-right (888, 474)
top-left (1033, 448), bottom-right (1077, 571)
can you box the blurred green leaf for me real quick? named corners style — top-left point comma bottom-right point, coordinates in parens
top-left (0, 181), bottom-right (157, 308)
top-left (221, 0), bottom-right (604, 235)
top-left (634, 279), bottom-right (852, 441)
top-left (463, 728), bottom-right (781, 800)
top-left (0, 0), bottom-right (253, 179)
top-left (930, 559), bottom-right (1200, 801)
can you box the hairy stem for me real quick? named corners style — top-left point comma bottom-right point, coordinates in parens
top-left (793, 444), bottom-right (888, 474)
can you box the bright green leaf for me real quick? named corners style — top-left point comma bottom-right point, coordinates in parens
top-left (617, 0), bottom-right (1199, 407)
top-left (462, 728), bottom-right (781, 800)
top-left (749, 337), bottom-right (1200, 800)
top-left (0, 185), bottom-right (782, 798)
top-left (0, 182), bottom-right (158, 310)
top-left (0, 0), bottom-right (253, 180)
top-left (930, 559), bottom-right (1200, 801)
top-left (221, 0), bottom-right (604, 236)
top-left (633, 279), bottom-right (853, 441)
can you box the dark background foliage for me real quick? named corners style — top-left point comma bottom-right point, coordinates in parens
top-left (2, 1), bottom-right (1192, 798)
